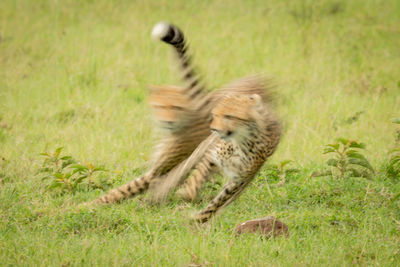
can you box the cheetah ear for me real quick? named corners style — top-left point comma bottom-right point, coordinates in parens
top-left (249, 94), bottom-right (264, 117)
top-left (249, 94), bottom-right (262, 105)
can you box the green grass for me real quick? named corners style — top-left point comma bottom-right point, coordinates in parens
top-left (1, 0), bottom-right (400, 265)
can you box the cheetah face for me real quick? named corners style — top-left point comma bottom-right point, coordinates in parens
top-left (148, 85), bottom-right (192, 133)
top-left (210, 94), bottom-right (262, 141)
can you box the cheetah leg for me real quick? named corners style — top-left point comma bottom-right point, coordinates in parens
top-left (83, 173), bottom-right (153, 206)
top-left (193, 178), bottom-right (250, 223)
top-left (175, 156), bottom-right (217, 202)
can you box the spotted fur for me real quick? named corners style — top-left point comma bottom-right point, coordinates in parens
top-left (83, 22), bottom-right (274, 206)
top-left (157, 94), bottom-right (281, 223)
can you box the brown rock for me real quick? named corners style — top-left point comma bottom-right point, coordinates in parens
top-left (234, 216), bottom-right (289, 238)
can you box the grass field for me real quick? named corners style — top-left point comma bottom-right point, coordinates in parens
top-left (1, 0), bottom-right (400, 266)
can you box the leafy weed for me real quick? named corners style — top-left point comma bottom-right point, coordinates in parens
top-left (38, 147), bottom-right (121, 194)
top-left (316, 138), bottom-right (374, 179)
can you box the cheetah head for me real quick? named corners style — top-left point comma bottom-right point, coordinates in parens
top-left (210, 94), bottom-right (263, 141)
top-left (148, 85), bottom-right (192, 133)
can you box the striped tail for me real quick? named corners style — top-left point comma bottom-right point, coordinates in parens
top-left (151, 22), bottom-right (205, 99)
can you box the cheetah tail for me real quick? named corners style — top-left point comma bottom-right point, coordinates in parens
top-left (151, 21), bottom-right (205, 98)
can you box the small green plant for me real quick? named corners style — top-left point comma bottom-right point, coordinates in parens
top-left (320, 138), bottom-right (374, 179)
top-left (38, 147), bottom-right (120, 194)
top-left (38, 147), bottom-right (76, 174)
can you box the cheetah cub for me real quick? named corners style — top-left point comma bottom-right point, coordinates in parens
top-left (155, 93), bottom-right (281, 223)
top-left (83, 22), bottom-right (273, 206)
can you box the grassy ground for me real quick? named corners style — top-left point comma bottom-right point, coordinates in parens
top-left (1, 0), bottom-right (400, 266)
